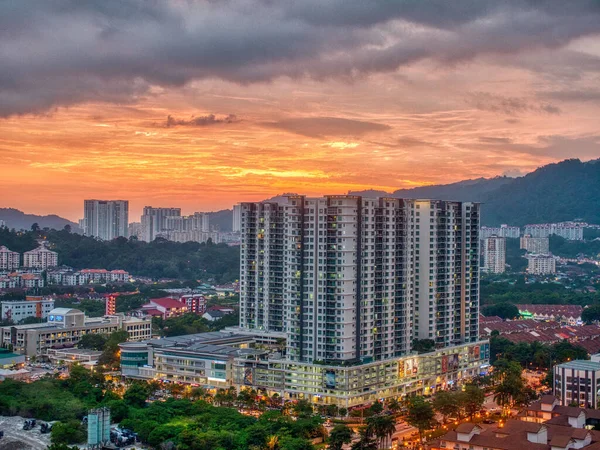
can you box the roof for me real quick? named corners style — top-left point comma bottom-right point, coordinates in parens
top-left (556, 360), bottom-right (600, 371)
top-left (150, 297), bottom-right (186, 309)
top-left (549, 435), bottom-right (573, 447)
top-left (540, 394), bottom-right (558, 404)
top-left (141, 308), bottom-right (163, 316)
top-left (455, 423), bottom-right (481, 433)
top-left (204, 310), bottom-right (225, 318)
top-left (436, 419), bottom-right (595, 450)
top-left (48, 307), bottom-right (82, 316)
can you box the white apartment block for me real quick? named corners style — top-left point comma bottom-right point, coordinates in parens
top-left (1, 297), bottom-right (55, 323)
top-left (239, 195), bottom-right (480, 365)
top-left (480, 224), bottom-right (520, 239)
top-left (0, 246), bottom-right (20, 271)
top-left (520, 235), bottom-right (550, 254)
top-left (527, 253), bottom-right (556, 275)
top-left (47, 268), bottom-right (129, 286)
top-left (483, 236), bottom-right (506, 274)
top-left (524, 222), bottom-right (585, 241)
top-left (23, 245), bottom-right (58, 269)
top-left (140, 206), bottom-right (181, 242)
top-left (83, 199), bottom-right (129, 240)
top-left (233, 204), bottom-right (242, 232)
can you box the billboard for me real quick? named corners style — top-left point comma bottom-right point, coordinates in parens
top-left (448, 354), bottom-right (459, 371)
top-left (441, 355), bottom-right (448, 373)
top-left (325, 370), bottom-right (336, 389)
top-left (244, 368), bottom-right (254, 386)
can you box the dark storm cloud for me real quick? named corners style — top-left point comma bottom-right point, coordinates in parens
top-left (266, 117), bottom-right (391, 138)
top-left (466, 93), bottom-right (562, 116)
top-left (165, 114), bottom-right (239, 127)
top-left (2, 0), bottom-right (600, 116)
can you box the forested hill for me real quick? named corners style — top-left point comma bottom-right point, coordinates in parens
top-left (482, 159), bottom-right (600, 226)
top-left (352, 158), bottom-right (600, 226)
top-left (0, 208), bottom-right (79, 231)
top-left (0, 227), bottom-right (239, 282)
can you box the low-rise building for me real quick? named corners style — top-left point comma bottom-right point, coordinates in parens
top-left (47, 348), bottom-right (103, 367)
top-left (1, 296), bottom-right (55, 323)
top-left (120, 331), bottom-right (490, 407)
top-left (23, 245), bottom-right (58, 269)
top-left (430, 419), bottom-right (600, 450)
top-left (47, 267), bottom-right (130, 285)
top-left (180, 294), bottom-right (207, 315)
top-left (0, 246), bottom-right (20, 271)
top-left (554, 357), bottom-right (600, 409)
top-left (0, 308), bottom-right (152, 357)
top-left (527, 253), bottom-right (557, 275)
top-left (517, 304), bottom-right (583, 325)
top-left (140, 297), bottom-right (188, 319)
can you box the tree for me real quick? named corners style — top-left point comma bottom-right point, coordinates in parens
top-left (458, 385), bottom-right (485, 419)
top-left (78, 333), bottom-right (107, 351)
top-left (47, 445), bottom-right (80, 450)
top-left (432, 391), bottom-right (459, 422)
top-left (124, 382), bottom-right (150, 408)
top-left (412, 339), bottom-right (435, 354)
top-left (31, 223), bottom-right (40, 232)
top-left (386, 398), bottom-right (401, 414)
top-left (482, 303), bottom-right (519, 320)
top-left (369, 401), bottom-right (383, 415)
top-left (329, 424), bottom-right (353, 450)
top-left (292, 399), bottom-right (314, 419)
top-left (405, 397), bottom-right (436, 444)
top-left (366, 414), bottom-right (396, 449)
top-left (98, 330), bottom-right (129, 368)
top-left (351, 428), bottom-right (378, 450)
top-left (51, 420), bottom-right (86, 445)
top-left (581, 305), bottom-right (600, 325)
top-left (63, 224), bottom-right (72, 233)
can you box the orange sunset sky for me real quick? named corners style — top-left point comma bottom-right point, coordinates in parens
top-left (1, 2), bottom-right (600, 221)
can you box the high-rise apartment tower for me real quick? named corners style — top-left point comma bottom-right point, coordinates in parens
top-left (83, 200), bottom-right (129, 240)
top-left (239, 195), bottom-right (480, 365)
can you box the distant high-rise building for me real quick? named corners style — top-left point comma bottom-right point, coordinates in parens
top-left (232, 204), bottom-right (241, 232)
top-left (0, 246), bottom-right (20, 271)
top-left (520, 235), bottom-right (550, 254)
top-left (527, 254), bottom-right (556, 275)
top-left (483, 236), bottom-right (506, 274)
top-left (239, 195), bottom-right (480, 364)
top-left (201, 212), bottom-right (210, 232)
top-left (128, 222), bottom-right (142, 240)
top-left (23, 244), bottom-right (58, 269)
top-left (480, 224), bottom-right (520, 239)
top-left (83, 200), bottom-right (129, 240)
top-left (524, 222), bottom-right (584, 241)
top-left (140, 207), bottom-right (181, 242)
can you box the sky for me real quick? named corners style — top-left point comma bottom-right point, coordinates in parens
top-left (2, 1), bottom-right (600, 221)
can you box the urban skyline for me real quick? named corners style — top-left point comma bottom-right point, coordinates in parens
top-left (2, 3), bottom-right (600, 221)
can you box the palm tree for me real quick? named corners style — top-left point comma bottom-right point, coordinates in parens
top-left (266, 435), bottom-right (279, 450)
top-left (376, 415), bottom-right (396, 449)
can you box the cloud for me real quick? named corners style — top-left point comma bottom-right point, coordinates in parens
top-left (541, 89), bottom-right (600, 103)
top-left (265, 117), bottom-right (391, 138)
top-left (2, 1), bottom-right (600, 115)
top-left (479, 137), bottom-right (513, 144)
top-left (165, 114), bottom-right (239, 127)
top-left (466, 92), bottom-right (562, 116)
top-left (479, 134), bottom-right (600, 160)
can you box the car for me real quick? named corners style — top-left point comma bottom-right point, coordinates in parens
top-left (483, 419), bottom-right (495, 424)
